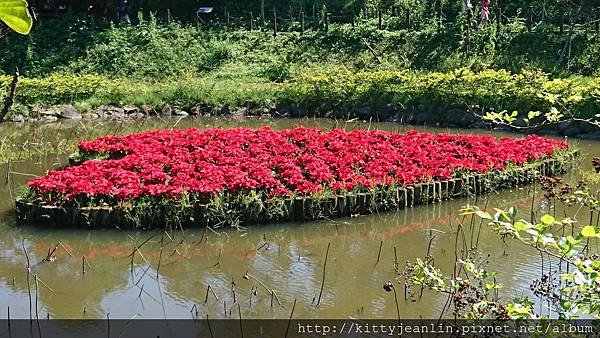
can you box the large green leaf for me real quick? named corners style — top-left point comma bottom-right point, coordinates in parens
top-left (0, 0), bottom-right (33, 35)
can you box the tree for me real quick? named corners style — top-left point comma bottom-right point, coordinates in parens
top-left (0, 1), bottom-right (32, 123)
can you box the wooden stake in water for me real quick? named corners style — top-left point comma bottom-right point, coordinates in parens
top-left (204, 284), bottom-right (219, 303)
top-left (7, 305), bottom-right (11, 337)
top-left (21, 239), bottom-right (32, 321)
top-left (206, 314), bottom-right (214, 338)
top-left (317, 242), bottom-right (331, 306)
top-left (393, 246), bottom-right (399, 273)
top-left (137, 284), bottom-right (145, 299)
top-left (284, 298), bottom-right (297, 338)
top-left (156, 239), bottom-right (164, 279)
top-left (237, 303), bottom-right (244, 338)
top-left (231, 278), bottom-right (236, 304)
top-left (383, 281), bottom-right (401, 328)
top-left (375, 240), bottom-right (383, 266)
top-left (34, 274), bottom-right (39, 320)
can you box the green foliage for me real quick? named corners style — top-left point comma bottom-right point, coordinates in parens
top-left (2, 67), bottom-right (598, 122)
top-left (283, 67), bottom-right (600, 120)
top-left (0, 74), bottom-right (128, 104)
top-left (406, 171), bottom-right (600, 320)
top-left (1, 15), bottom-right (598, 122)
top-left (2, 14), bottom-right (600, 79)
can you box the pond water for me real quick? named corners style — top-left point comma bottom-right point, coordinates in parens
top-left (0, 117), bottom-right (597, 320)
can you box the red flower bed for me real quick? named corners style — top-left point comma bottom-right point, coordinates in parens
top-left (28, 127), bottom-right (567, 203)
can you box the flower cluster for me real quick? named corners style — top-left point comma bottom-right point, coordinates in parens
top-left (28, 127), bottom-right (567, 203)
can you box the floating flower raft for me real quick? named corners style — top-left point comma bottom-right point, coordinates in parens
top-left (16, 127), bottom-right (576, 228)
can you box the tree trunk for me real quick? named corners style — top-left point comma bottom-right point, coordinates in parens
top-left (0, 68), bottom-right (20, 123)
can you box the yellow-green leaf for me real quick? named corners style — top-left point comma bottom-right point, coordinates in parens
top-left (0, 0), bottom-right (33, 35)
top-left (514, 221), bottom-right (531, 231)
top-left (581, 225), bottom-right (596, 238)
top-left (540, 214), bottom-right (555, 225)
top-left (527, 111), bottom-right (541, 120)
top-left (476, 210), bottom-right (492, 220)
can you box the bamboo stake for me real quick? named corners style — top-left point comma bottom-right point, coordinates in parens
top-left (375, 240), bottom-right (383, 266)
top-left (22, 239), bottom-right (32, 321)
top-left (206, 314), bottom-right (214, 338)
top-left (237, 303), bottom-right (244, 338)
top-left (34, 274), bottom-right (41, 337)
top-left (260, 0), bottom-right (265, 19)
top-left (137, 284), bottom-right (144, 299)
top-left (7, 305), bottom-right (10, 337)
top-left (284, 298), bottom-right (297, 338)
top-left (249, 285), bottom-right (256, 308)
top-left (204, 284), bottom-right (219, 303)
top-left (58, 242), bottom-right (73, 257)
top-left (273, 7), bottom-right (277, 37)
top-left (316, 242), bottom-right (330, 306)
top-left (156, 242), bottom-right (163, 279)
top-left (393, 246), bottom-right (399, 273)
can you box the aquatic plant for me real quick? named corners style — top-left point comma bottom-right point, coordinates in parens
top-left (403, 176), bottom-right (600, 319)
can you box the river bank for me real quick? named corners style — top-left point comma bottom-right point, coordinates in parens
top-left (6, 101), bottom-right (600, 139)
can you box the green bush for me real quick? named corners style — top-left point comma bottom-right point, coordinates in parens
top-left (0, 74), bottom-right (128, 104)
top-left (3, 68), bottom-right (597, 121)
top-left (2, 14), bottom-right (599, 80)
top-left (281, 67), bottom-right (600, 119)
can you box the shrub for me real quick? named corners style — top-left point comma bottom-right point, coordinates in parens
top-left (0, 74), bottom-right (128, 104)
top-left (3, 68), bottom-right (598, 121)
top-left (282, 67), bottom-right (600, 119)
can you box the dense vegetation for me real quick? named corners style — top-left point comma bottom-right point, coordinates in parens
top-left (3, 10), bottom-right (600, 78)
top-left (1, 0), bottom-right (600, 122)
top-left (2, 67), bottom-right (599, 121)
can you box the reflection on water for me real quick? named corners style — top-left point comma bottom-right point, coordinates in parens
top-left (0, 117), bottom-right (597, 319)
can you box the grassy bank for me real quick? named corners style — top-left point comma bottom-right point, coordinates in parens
top-left (2, 13), bottom-right (600, 78)
top-left (1, 15), bottom-right (599, 122)
top-left (2, 68), bottom-right (599, 121)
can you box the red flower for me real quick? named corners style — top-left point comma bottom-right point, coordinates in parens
top-left (28, 128), bottom-right (568, 203)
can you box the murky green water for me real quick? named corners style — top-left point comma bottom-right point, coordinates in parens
top-left (0, 117), bottom-right (597, 319)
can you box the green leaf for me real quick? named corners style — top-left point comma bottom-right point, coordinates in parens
top-left (527, 111), bottom-right (541, 120)
top-left (581, 225), bottom-right (596, 238)
top-left (485, 282), bottom-right (502, 290)
top-left (514, 221), bottom-right (531, 231)
top-left (508, 206), bottom-right (517, 220)
top-left (0, 0), bottom-right (33, 35)
top-left (540, 214), bottom-right (555, 225)
top-left (566, 235), bottom-right (580, 245)
top-left (476, 210), bottom-right (492, 220)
